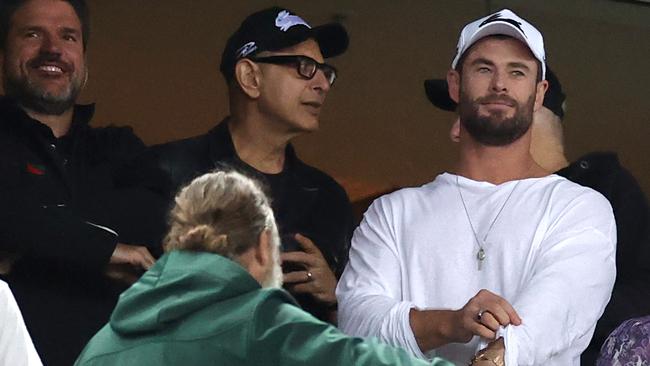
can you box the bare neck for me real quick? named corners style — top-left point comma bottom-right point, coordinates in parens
top-left (456, 133), bottom-right (550, 185)
top-left (228, 114), bottom-right (295, 174)
top-left (530, 116), bottom-right (570, 172)
top-left (531, 146), bottom-right (569, 173)
top-left (23, 107), bottom-right (74, 138)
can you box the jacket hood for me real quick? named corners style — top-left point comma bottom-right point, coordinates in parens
top-left (110, 250), bottom-right (261, 335)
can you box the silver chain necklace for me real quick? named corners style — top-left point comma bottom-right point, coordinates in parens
top-left (455, 175), bottom-right (521, 271)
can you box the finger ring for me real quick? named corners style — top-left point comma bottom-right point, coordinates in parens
top-left (477, 310), bottom-right (484, 320)
top-left (307, 271), bottom-right (313, 281)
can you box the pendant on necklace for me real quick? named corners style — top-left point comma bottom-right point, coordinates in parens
top-left (477, 247), bottom-right (486, 270)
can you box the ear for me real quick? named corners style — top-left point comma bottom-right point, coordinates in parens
top-left (81, 65), bottom-right (89, 90)
top-left (449, 118), bottom-right (461, 143)
top-left (253, 229), bottom-right (272, 269)
top-left (533, 79), bottom-right (549, 112)
top-left (447, 69), bottom-right (461, 104)
top-left (240, 229), bottom-right (273, 284)
top-left (234, 59), bottom-right (262, 99)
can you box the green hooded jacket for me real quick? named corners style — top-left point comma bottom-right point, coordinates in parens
top-left (75, 251), bottom-right (453, 366)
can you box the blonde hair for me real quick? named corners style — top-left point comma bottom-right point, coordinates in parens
top-left (164, 170), bottom-right (276, 260)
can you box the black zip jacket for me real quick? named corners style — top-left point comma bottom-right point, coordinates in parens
top-left (0, 97), bottom-right (168, 366)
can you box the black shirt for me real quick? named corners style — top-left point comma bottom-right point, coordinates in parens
top-left (152, 119), bottom-right (354, 321)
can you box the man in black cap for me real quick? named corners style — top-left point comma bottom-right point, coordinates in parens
top-left (424, 68), bottom-right (650, 365)
top-left (152, 7), bottom-right (354, 323)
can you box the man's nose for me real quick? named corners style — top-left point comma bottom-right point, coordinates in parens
top-left (311, 69), bottom-right (331, 94)
top-left (490, 71), bottom-right (507, 93)
top-left (39, 34), bottom-right (63, 56)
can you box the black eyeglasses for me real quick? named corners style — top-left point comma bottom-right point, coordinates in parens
top-left (248, 55), bottom-right (337, 86)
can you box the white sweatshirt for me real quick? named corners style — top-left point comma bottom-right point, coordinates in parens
top-left (0, 280), bottom-right (42, 366)
top-left (337, 173), bottom-right (616, 366)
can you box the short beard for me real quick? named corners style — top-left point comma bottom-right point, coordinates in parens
top-left (2, 54), bottom-right (84, 116)
top-left (3, 74), bottom-right (82, 115)
top-left (459, 91), bottom-right (535, 146)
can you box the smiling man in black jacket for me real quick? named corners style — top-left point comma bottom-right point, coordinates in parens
top-left (0, 0), bottom-right (167, 364)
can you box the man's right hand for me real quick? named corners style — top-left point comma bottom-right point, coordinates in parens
top-left (410, 289), bottom-right (521, 352)
top-left (109, 243), bottom-right (155, 270)
top-left (452, 289), bottom-right (521, 342)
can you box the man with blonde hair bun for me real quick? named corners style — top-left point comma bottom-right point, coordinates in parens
top-left (76, 170), bottom-right (453, 366)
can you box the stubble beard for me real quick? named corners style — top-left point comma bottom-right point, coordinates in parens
top-left (459, 90), bottom-right (535, 146)
top-left (3, 54), bottom-right (84, 116)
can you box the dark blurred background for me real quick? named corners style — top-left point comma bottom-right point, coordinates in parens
top-left (72, 0), bottom-right (649, 203)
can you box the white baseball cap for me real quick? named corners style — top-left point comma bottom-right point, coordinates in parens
top-left (451, 9), bottom-right (546, 79)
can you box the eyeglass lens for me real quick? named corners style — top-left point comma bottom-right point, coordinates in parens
top-left (298, 58), bottom-right (336, 85)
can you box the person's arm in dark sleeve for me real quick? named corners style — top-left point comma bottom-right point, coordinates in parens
top-left (316, 181), bottom-right (354, 278)
top-left (0, 201), bottom-right (117, 271)
top-left (100, 126), bottom-right (172, 256)
top-left (334, 189), bottom-right (355, 279)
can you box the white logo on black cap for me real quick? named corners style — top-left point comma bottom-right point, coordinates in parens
top-left (237, 42), bottom-right (258, 58)
top-left (275, 10), bottom-right (310, 32)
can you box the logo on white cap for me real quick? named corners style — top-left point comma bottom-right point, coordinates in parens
top-left (480, 13), bottom-right (525, 35)
top-left (275, 10), bottom-right (311, 32)
top-left (451, 9), bottom-right (546, 79)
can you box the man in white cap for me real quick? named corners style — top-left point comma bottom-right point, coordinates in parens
top-left (424, 67), bottom-right (650, 365)
top-left (337, 9), bottom-right (616, 366)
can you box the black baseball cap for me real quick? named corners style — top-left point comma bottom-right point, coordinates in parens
top-left (423, 67), bottom-right (566, 118)
top-left (423, 79), bottom-right (456, 112)
top-left (543, 68), bottom-right (566, 119)
top-left (220, 7), bottom-right (349, 80)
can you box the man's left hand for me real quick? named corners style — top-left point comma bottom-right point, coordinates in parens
top-left (280, 233), bottom-right (337, 306)
top-left (471, 337), bottom-right (505, 366)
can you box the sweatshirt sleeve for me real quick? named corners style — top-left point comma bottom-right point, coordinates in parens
top-left (253, 295), bottom-right (453, 366)
top-left (487, 190), bottom-right (617, 365)
top-left (0, 200), bottom-right (118, 271)
top-left (336, 197), bottom-right (426, 358)
top-left (0, 281), bottom-right (43, 366)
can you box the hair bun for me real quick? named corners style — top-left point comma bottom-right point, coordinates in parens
top-left (179, 225), bottom-right (228, 252)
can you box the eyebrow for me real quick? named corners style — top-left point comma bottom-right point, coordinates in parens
top-left (507, 62), bottom-right (532, 71)
top-left (470, 58), bottom-right (495, 67)
top-left (62, 26), bottom-right (80, 32)
top-left (15, 25), bottom-right (44, 33)
top-left (470, 58), bottom-right (532, 72)
top-left (16, 25), bottom-right (81, 34)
